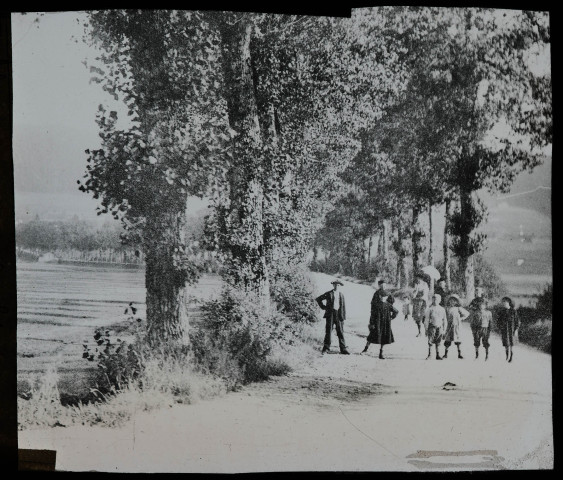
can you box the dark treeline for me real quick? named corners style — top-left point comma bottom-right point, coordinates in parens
top-left (16, 217), bottom-right (127, 252)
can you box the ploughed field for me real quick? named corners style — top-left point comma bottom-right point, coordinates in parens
top-left (16, 261), bottom-right (222, 398)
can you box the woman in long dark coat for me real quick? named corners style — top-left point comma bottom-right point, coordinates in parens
top-left (497, 296), bottom-right (520, 362)
top-left (360, 291), bottom-right (398, 359)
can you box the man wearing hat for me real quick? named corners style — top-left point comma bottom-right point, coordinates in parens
top-left (316, 280), bottom-right (350, 354)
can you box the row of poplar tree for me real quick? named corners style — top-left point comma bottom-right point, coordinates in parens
top-left (77, 8), bottom-right (551, 345)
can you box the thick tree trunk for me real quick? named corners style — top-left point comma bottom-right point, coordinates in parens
top-left (144, 211), bottom-right (190, 346)
top-left (459, 188), bottom-right (476, 300)
top-left (218, 17), bottom-right (270, 299)
top-left (411, 206), bottom-right (426, 276)
top-left (443, 198), bottom-right (452, 290)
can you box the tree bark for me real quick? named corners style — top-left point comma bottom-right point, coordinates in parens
top-left (383, 220), bottom-right (389, 258)
top-left (411, 206), bottom-right (426, 276)
top-left (218, 17), bottom-right (270, 300)
top-left (459, 188), bottom-right (476, 300)
top-left (428, 203), bottom-right (434, 266)
top-left (144, 210), bottom-right (190, 346)
top-left (400, 256), bottom-right (409, 288)
top-left (443, 198), bottom-right (452, 290)
top-left (428, 203), bottom-right (434, 296)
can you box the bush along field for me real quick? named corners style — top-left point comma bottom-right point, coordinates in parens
top-left (18, 263), bottom-right (321, 430)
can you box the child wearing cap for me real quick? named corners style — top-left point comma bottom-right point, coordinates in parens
top-left (411, 290), bottom-right (427, 337)
top-left (424, 294), bottom-right (447, 360)
top-left (401, 292), bottom-right (413, 323)
top-left (470, 297), bottom-right (493, 360)
top-left (444, 295), bottom-right (469, 359)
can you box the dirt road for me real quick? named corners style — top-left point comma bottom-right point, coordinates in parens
top-left (18, 273), bottom-right (553, 472)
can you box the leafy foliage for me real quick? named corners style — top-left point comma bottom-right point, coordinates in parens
top-left (82, 304), bottom-right (146, 393)
top-left (189, 287), bottom-right (293, 388)
top-left (269, 261), bottom-right (318, 323)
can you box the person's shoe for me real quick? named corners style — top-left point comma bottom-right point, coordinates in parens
top-left (458, 353), bottom-right (464, 359)
top-left (443, 351), bottom-right (448, 359)
top-left (508, 352), bottom-right (513, 363)
top-left (341, 350), bottom-right (350, 355)
top-left (416, 333), bottom-right (420, 337)
top-left (475, 351), bottom-right (479, 359)
top-left (436, 355), bottom-right (443, 360)
top-left (322, 348), bottom-right (329, 354)
top-left (426, 354), bottom-right (431, 360)
top-left (379, 353), bottom-right (386, 359)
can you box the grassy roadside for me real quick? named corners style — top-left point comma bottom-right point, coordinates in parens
top-left (18, 285), bottom-right (324, 431)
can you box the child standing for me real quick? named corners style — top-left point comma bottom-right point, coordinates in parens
top-left (470, 297), bottom-right (493, 360)
top-left (444, 294), bottom-right (469, 359)
top-left (424, 294), bottom-right (447, 360)
top-left (401, 292), bottom-right (413, 322)
top-left (411, 290), bottom-right (427, 337)
top-left (497, 296), bottom-right (519, 362)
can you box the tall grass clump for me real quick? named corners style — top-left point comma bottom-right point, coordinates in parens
top-left (18, 304), bottom-right (225, 430)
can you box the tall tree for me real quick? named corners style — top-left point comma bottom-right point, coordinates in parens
top-left (81, 10), bottom-right (229, 344)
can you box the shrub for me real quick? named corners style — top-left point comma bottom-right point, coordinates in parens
top-left (82, 304), bottom-right (148, 394)
top-left (189, 286), bottom-right (292, 389)
top-left (517, 318), bottom-right (552, 353)
top-left (270, 261), bottom-right (318, 324)
top-left (536, 282), bottom-right (552, 318)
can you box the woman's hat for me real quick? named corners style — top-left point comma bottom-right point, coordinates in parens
top-left (448, 294), bottom-right (461, 305)
top-left (331, 280), bottom-right (344, 286)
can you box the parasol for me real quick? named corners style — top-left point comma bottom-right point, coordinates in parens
top-left (420, 265), bottom-right (441, 281)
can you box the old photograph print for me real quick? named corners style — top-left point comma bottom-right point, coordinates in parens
top-left (13, 6), bottom-right (552, 472)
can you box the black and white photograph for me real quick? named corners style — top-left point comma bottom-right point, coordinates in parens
top-left (12, 6), bottom-right (552, 472)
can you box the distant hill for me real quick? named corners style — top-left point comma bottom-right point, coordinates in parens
top-left (480, 156), bottom-right (551, 218)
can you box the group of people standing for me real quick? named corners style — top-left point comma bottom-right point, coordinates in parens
top-left (316, 277), bottom-right (520, 362)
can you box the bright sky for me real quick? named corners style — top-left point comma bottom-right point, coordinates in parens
top-left (12, 12), bottom-right (111, 193)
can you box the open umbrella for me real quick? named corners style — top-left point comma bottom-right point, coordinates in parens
top-left (421, 265), bottom-right (441, 281)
